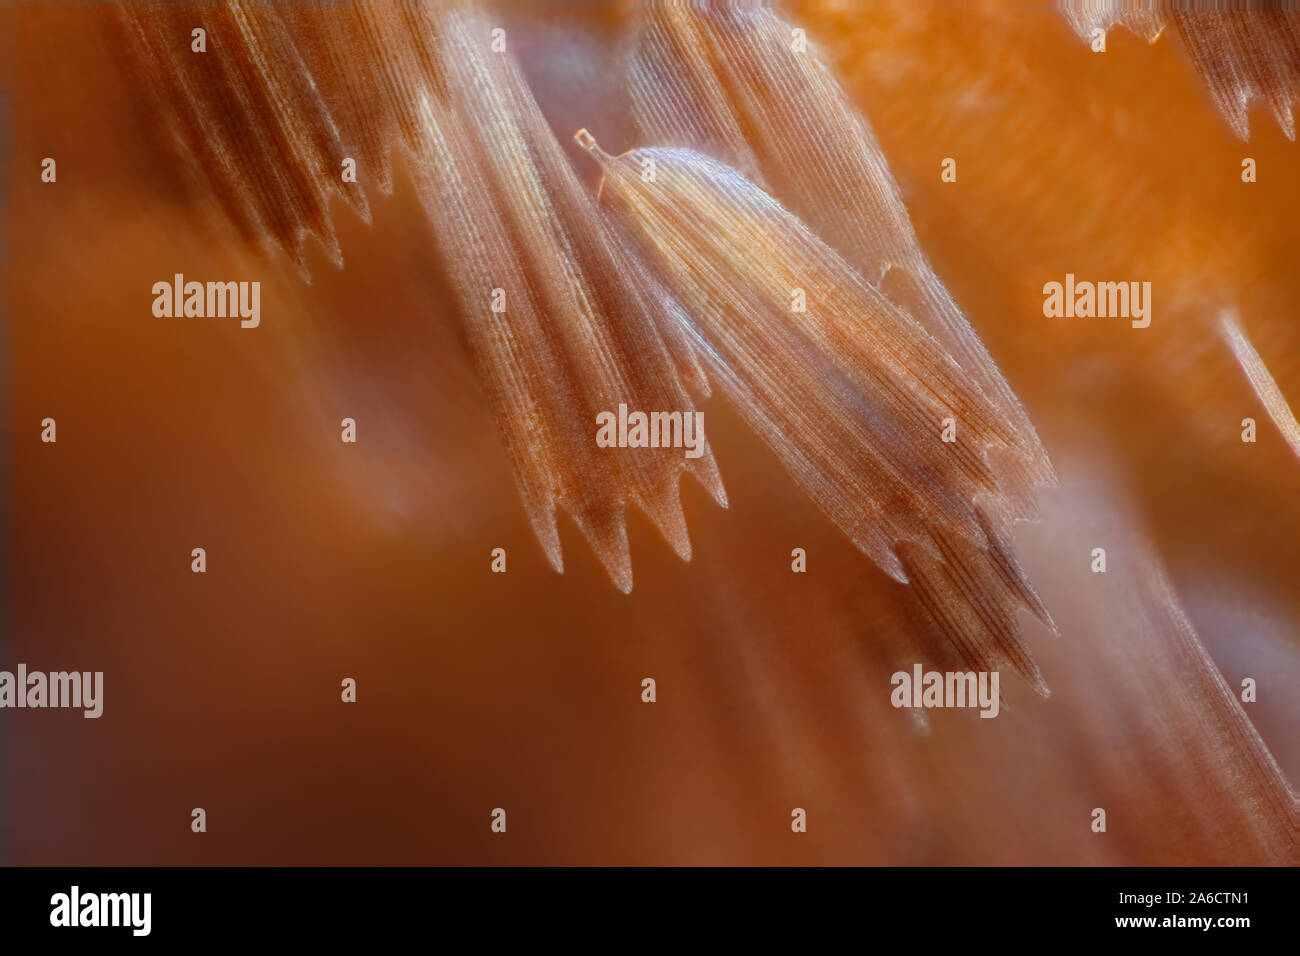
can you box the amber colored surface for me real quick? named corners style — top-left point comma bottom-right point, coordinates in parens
top-left (6, 3), bottom-right (1296, 864)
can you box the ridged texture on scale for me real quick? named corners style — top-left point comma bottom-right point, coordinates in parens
top-left (583, 140), bottom-right (1053, 689)
top-left (118, 0), bottom-right (368, 274)
top-left (394, 11), bottom-right (728, 593)
top-left (1220, 312), bottom-right (1300, 458)
top-left (628, 3), bottom-right (1054, 489)
top-left (119, 0), bottom-right (726, 593)
top-left (1059, 1), bottom-right (1300, 140)
top-left (619, 3), bottom-right (1057, 685)
top-left (119, 0), bottom-right (1058, 678)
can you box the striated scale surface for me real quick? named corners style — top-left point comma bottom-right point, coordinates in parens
top-left (582, 137), bottom-right (1054, 688)
top-left (1059, 1), bottom-right (1300, 140)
